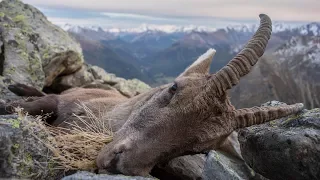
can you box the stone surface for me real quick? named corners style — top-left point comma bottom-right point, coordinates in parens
top-left (0, 114), bottom-right (62, 179)
top-left (155, 154), bottom-right (205, 180)
top-left (62, 171), bottom-right (156, 180)
top-left (50, 64), bottom-right (95, 93)
top-left (239, 102), bottom-right (320, 180)
top-left (114, 79), bottom-right (151, 97)
top-left (0, 0), bottom-right (83, 99)
top-left (203, 151), bottom-right (260, 180)
top-left (89, 65), bottom-right (151, 97)
top-left (89, 66), bottom-right (126, 85)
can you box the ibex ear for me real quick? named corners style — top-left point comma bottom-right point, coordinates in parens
top-left (179, 48), bottom-right (216, 77)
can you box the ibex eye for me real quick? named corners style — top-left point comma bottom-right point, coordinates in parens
top-left (169, 83), bottom-right (178, 94)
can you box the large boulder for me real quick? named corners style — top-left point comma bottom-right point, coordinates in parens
top-left (50, 64), bottom-right (95, 93)
top-left (154, 151), bottom-right (264, 180)
top-left (0, 114), bottom-right (62, 179)
top-left (87, 66), bottom-right (151, 97)
top-left (239, 101), bottom-right (320, 180)
top-left (0, 0), bottom-right (83, 99)
top-left (62, 171), bottom-right (156, 180)
top-left (114, 79), bottom-right (151, 97)
top-left (0, 0), bottom-right (150, 99)
top-left (203, 151), bottom-right (264, 180)
top-left (153, 154), bottom-right (206, 180)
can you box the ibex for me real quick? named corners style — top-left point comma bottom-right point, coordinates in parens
top-left (1, 14), bottom-right (304, 176)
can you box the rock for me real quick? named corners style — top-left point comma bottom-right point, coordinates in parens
top-left (0, 0), bottom-right (83, 99)
top-left (154, 149), bottom-right (265, 180)
top-left (154, 154), bottom-right (205, 180)
top-left (43, 50), bottom-right (83, 86)
top-left (203, 151), bottom-right (262, 180)
top-left (89, 66), bottom-right (126, 85)
top-left (89, 65), bottom-right (150, 97)
top-left (114, 79), bottom-right (150, 97)
top-left (0, 114), bottom-right (62, 179)
top-left (50, 64), bottom-right (95, 93)
top-left (239, 102), bottom-right (320, 180)
top-left (62, 171), bottom-right (156, 180)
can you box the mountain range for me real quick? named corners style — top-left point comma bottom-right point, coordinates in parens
top-left (63, 22), bottom-right (320, 108)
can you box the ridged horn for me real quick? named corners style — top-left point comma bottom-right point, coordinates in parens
top-left (232, 103), bottom-right (304, 129)
top-left (211, 14), bottom-right (272, 95)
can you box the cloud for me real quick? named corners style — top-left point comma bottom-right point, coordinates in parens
top-left (22, 0), bottom-right (320, 22)
top-left (101, 12), bottom-right (174, 21)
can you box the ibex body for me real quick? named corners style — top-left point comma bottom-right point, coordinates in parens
top-left (3, 14), bottom-right (304, 176)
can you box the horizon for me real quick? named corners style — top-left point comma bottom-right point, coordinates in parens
top-left (19, 0), bottom-right (320, 30)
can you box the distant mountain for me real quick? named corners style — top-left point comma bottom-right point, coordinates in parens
top-left (62, 22), bottom-right (320, 87)
top-left (231, 35), bottom-right (320, 109)
top-left (143, 30), bottom-right (239, 81)
top-left (62, 24), bottom-right (116, 41)
top-left (104, 24), bottom-right (217, 34)
top-left (70, 33), bottom-right (153, 84)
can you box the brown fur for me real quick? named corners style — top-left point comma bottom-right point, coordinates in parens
top-left (4, 14), bottom-right (304, 176)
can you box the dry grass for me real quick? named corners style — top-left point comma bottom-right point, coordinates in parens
top-left (21, 102), bottom-right (113, 171)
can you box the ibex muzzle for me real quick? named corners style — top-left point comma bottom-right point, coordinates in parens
top-left (96, 14), bottom-right (304, 176)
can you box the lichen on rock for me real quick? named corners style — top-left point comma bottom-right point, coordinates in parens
top-left (0, 0), bottom-right (83, 99)
top-left (0, 114), bottom-right (62, 179)
top-left (239, 101), bottom-right (320, 180)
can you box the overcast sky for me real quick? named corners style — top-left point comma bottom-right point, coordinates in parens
top-left (22, 0), bottom-right (320, 29)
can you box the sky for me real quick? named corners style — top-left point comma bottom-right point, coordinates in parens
top-left (21, 0), bottom-right (320, 29)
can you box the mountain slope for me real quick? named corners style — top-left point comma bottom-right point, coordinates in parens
top-left (70, 33), bottom-right (153, 83)
top-left (231, 35), bottom-right (320, 109)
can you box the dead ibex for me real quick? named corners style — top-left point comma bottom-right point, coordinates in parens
top-left (2, 14), bottom-right (304, 176)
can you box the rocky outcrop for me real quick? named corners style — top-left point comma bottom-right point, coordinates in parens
top-left (0, 0), bottom-right (150, 99)
top-left (154, 151), bottom-right (263, 180)
top-left (0, 0), bottom-right (83, 100)
top-left (85, 66), bottom-right (150, 97)
top-left (239, 102), bottom-right (320, 180)
top-left (203, 151), bottom-right (265, 180)
top-left (0, 114), bottom-right (62, 179)
top-left (153, 154), bottom-right (206, 180)
top-left (62, 171), bottom-right (156, 180)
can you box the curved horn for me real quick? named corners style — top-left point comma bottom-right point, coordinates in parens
top-left (211, 14), bottom-right (272, 95)
top-left (232, 103), bottom-right (304, 129)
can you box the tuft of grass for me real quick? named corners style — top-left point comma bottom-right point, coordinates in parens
top-left (19, 102), bottom-right (113, 171)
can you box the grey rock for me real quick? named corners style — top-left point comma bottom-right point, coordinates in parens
top-left (239, 106), bottom-right (320, 180)
top-left (114, 79), bottom-right (150, 97)
top-left (156, 154), bottom-right (205, 180)
top-left (50, 64), bottom-right (95, 92)
top-left (89, 65), bottom-right (150, 97)
top-left (62, 171), bottom-right (156, 180)
top-left (0, 114), bottom-right (62, 179)
top-left (89, 66), bottom-right (126, 85)
top-left (0, 0), bottom-right (83, 99)
top-left (203, 151), bottom-right (259, 180)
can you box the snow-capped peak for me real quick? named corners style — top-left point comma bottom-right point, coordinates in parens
top-left (62, 24), bottom-right (104, 33)
top-left (299, 22), bottom-right (320, 36)
top-left (60, 22), bottom-right (320, 37)
top-left (225, 22), bottom-right (303, 34)
top-left (104, 24), bottom-right (217, 34)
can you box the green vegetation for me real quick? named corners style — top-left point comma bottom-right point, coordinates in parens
top-left (0, 12), bottom-right (5, 17)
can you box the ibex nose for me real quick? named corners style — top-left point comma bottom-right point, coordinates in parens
top-left (96, 147), bottom-right (123, 174)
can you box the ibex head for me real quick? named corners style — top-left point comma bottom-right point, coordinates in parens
top-left (96, 14), bottom-right (303, 176)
